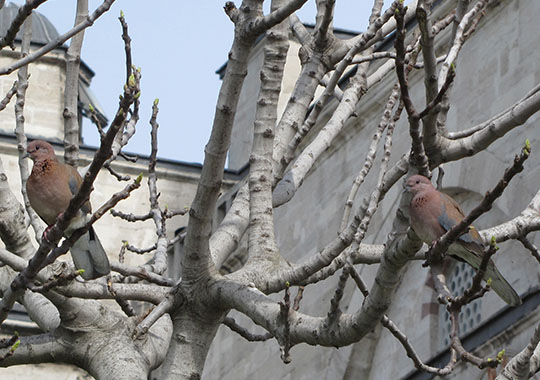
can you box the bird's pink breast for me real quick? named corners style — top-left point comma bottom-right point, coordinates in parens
top-left (409, 191), bottom-right (445, 244)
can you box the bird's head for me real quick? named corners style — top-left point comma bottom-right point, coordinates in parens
top-left (404, 174), bottom-right (433, 194)
top-left (25, 140), bottom-right (55, 161)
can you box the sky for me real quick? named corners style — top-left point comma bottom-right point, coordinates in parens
top-left (9, 0), bottom-right (378, 165)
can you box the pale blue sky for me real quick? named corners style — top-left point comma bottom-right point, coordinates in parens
top-left (10, 1), bottom-right (376, 165)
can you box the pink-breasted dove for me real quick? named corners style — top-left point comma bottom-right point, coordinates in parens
top-left (405, 174), bottom-right (521, 306)
top-left (25, 140), bottom-right (110, 280)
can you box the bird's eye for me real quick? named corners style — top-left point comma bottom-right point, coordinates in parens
top-left (35, 146), bottom-right (40, 150)
top-left (415, 180), bottom-right (420, 184)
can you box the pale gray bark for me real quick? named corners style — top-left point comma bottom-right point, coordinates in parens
top-left (210, 181), bottom-right (249, 268)
top-left (63, 0), bottom-right (87, 166)
top-left (0, 157), bottom-right (34, 258)
top-left (164, 1), bottom-right (308, 378)
top-left (496, 325), bottom-right (540, 380)
top-left (0, 288), bottom-right (171, 379)
top-left (245, 0), bottom-right (289, 270)
top-left (1, 0), bottom-right (540, 379)
top-left (14, 12), bottom-right (44, 243)
top-left (0, 265), bottom-right (59, 331)
top-left (1, 16), bottom-right (37, 325)
top-left (158, 307), bottom-right (222, 380)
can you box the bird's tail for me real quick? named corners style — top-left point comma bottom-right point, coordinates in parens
top-left (453, 244), bottom-right (522, 306)
top-left (485, 264), bottom-right (522, 307)
top-left (70, 226), bottom-right (110, 280)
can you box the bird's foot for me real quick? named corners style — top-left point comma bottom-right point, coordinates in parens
top-left (42, 225), bottom-right (53, 243)
top-left (423, 240), bottom-right (442, 267)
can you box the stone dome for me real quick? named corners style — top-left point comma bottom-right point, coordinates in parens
top-left (0, 2), bottom-right (61, 46)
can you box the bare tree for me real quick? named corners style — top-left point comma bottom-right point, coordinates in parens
top-left (0, 0), bottom-right (539, 379)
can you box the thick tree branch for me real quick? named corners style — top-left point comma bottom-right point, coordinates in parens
top-left (0, 333), bottom-right (62, 367)
top-left (313, 0), bottom-right (335, 49)
top-left (63, 0), bottom-right (88, 166)
top-left (244, 0), bottom-right (289, 269)
top-left (182, 1), bottom-right (263, 283)
top-left (497, 325), bottom-right (540, 380)
top-left (218, 233), bottom-right (421, 348)
top-left (210, 181), bottom-right (249, 269)
top-left (256, 0), bottom-right (308, 32)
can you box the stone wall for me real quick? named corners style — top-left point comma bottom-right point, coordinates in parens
top-left (0, 49), bottom-right (67, 142)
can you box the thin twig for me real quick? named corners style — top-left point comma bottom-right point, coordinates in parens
top-left (346, 262), bottom-right (369, 297)
top-left (111, 262), bottom-right (174, 286)
top-left (41, 175), bottom-right (143, 268)
top-left (115, 298), bottom-right (136, 317)
top-left (105, 14), bottom-right (139, 168)
top-left (124, 243), bottom-right (156, 255)
top-left (382, 315), bottom-right (458, 375)
top-left (110, 209), bottom-right (152, 222)
top-left (29, 269), bottom-right (82, 293)
top-left (0, 333), bottom-right (18, 350)
top-left (223, 317), bottom-right (273, 342)
top-left (394, 2), bottom-right (430, 176)
top-left (340, 83), bottom-right (399, 231)
top-left (279, 285), bottom-right (292, 364)
top-left (105, 163), bottom-right (131, 181)
top-left (146, 99), bottom-right (168, 275)
top-left (448, 310), bottom-right (497, 369)
top-left (326, 266), bottom-right (350, 324)
top-left (417, 68), bottom-right (456, 119)
top-left (450, 243), bottom-right (496, 310)
top-left (133, 294), bottom-right (174, 338)
top-left (118, 11), bottom-right (132, 83)
top-left (518, 235), bottom-right (540, 264)
top-left (0, 81), bottom-right (17, 112)
top-left (0, 335), bottom-right (20, 362)
top-left (292, 286), bottom-right (304, 311)
top-left (119, 152), bottom-right (138, 162)
top-left (118, 241), bottom-right (127, 263)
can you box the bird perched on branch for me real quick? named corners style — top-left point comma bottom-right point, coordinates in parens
top-left (25, 140), bottom-right (110, 280)
top-left (405, 174), bottom-right (521, 306)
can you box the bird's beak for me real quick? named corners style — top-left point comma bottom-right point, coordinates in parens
top-left (22, 151), bottom-right (30, 159)
top-left (403, 184), bottom-right (411, 192)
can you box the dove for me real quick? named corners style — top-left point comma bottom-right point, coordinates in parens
top-left (26, 140), bottom-right (110, 280)
top-left (406, 174), bottom-right (521, 306)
